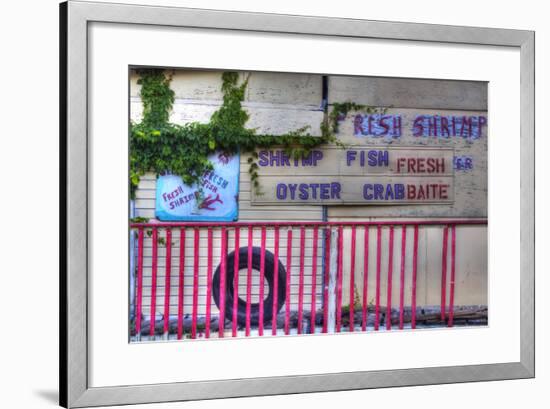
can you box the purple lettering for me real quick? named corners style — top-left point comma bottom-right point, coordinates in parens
top-left (441, 117), bottom-right (449, 137)
top-left (374, 184), bottom-right (384, 200)
top-left (385, 184), bottom-right (394, 200)
top-left (477, 116), bottom-right (487, 139)
top-left (269, 150), bottom-right (280, 166)
top-left (393, 115), bottom-right (402, 137)
top-left (331, 182), bottom-right (341, 199)
top-left (276, 184), bottom-right (286, 200)
top-left (379, 116), bottom-right (390, 135)
top-left (354, 114), bottom-right (364, 135)
top-left (413, 116), bottom-right (424, 137)
top-left (378, 151), bottom-right (389, 167)
top-left (281, 151), bottom-right (291, 166)
top-left (363, 184), bottom-right (373, 200)
top-left (312, 150), bottom-right (323, 165)
top-left (347, 150), bottom-right (357, 166)
top-left (320, 184), bottom-right (330, 199)
top-left (301, 152), bottom-right (313, 166)
top-left (367, 150), bottom-right (378, 166)
top-left (288, 184), bottom-right (298, 200)
top-left (298, 184), bottom-right (309, 200)
top-left (258, 151), bottom-right (268, 166)
top-left (395, 184), bottom-right (405, 200)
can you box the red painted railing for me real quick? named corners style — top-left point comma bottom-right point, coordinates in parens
top-left (130, 219), bottom-right (487, 341)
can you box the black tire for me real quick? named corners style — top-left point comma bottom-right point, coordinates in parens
top-left (212, 246), bottom-right (286, 327)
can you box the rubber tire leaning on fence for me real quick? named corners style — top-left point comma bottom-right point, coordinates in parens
top-left (212, 246), bottom-right (286, 327)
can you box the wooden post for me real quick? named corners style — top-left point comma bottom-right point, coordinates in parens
top-left (327, 229), bottom-right (338, 333)
top-left (129, 200), bottom-right (137, 340)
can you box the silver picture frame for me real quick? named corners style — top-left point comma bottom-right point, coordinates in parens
top-left (60, 1), bottom-right (535, 407)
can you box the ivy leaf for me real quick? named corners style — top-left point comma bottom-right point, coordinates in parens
top-left (208, 139), bottom-right (216, 150)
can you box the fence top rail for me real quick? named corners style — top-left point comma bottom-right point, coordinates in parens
top-left (130, 219), bottom-right (488, 229)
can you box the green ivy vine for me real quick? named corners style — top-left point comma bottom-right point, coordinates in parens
top-left (130, 69), bottom-right (373, 200)
top-left (329, 102), bottom-right (387, 134)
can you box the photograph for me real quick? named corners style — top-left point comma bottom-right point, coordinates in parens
top-left (0, 0), bottom-right (542, 407)
top-left (128, 68), bottom-right (488, 342)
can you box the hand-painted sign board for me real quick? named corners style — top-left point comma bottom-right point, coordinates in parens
top-left (351, 113), bottom-right (486, 141)
top-left (155, 152), bottom-right (239, 221)
top-left (252, 147), bottom-right (454, 205)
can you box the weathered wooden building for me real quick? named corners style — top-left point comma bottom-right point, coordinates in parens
top-left (130, 69), bottom-right (487, 338)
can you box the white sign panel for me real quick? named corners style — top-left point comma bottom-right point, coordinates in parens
top-left (252, 147), bottom-right (454, 205)
top-left (155, 152), bottom-right (240, 221)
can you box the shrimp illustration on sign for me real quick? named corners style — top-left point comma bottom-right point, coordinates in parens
top-left (218, 152), bottom-right (231, 165)
top-left (156, 151), bottom-right (239, 221)
top-left (198, 193), bottom-right (223, 211)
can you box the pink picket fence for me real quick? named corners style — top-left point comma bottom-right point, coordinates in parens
top-left (130, 220), bottom-right (487, 341)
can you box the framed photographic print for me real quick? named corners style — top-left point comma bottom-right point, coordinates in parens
top-left (60, 1), bottom-right (534, 407)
